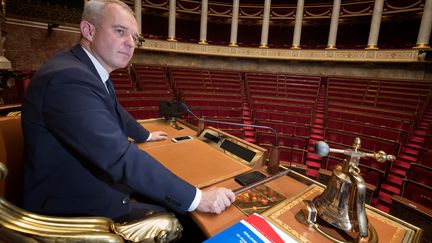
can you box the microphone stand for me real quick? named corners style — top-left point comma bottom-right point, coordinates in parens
top-left (183, 103), bottom-right (281, 174)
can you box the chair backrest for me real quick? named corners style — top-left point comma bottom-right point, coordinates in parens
top-left (0, 115), bottom-right (182, 242)
top-left (0, 115), bottom-right (24, 205)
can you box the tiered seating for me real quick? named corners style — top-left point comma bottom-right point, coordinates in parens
top-left (324, 78), bottom-right (432, 194)
top-left (408, 164), bottom-right (432, 188)
top-left (171, 68), bottom-right (242, 94)
top-left (170, 68), bottom-right (243, 137)
top-left (134, 65), bottom-right (171, 92)
top-left (110, 68), bottom-right (134, 90)
top-left (246, 73), bottom-right (321, 100)
top-left (423, 134), bottom-right (432, 151)
top-left (325, 129), bottom-right (400, 155)
top-left (326, 108), bottom-right (412, 133)
top-left (116, 65), bottom-right (175, 120)
top-left (400, 179), bottom-right (432, 209)
top-left (326, 118), bottom-right (407, 142)
top-left (417, 150), bottom-right (432, 169)
top-left (246, 73), bottom-right (321, 167)
top-left (327, 77), bottom-right (430, 114)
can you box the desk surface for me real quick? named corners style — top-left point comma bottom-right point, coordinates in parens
top-left (137, 119), bottom-right (422, 242)
top-left (137, 119), bottom-right (252, 188)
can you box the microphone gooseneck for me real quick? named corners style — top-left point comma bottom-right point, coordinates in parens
top-left (182, 102), bottom-right (279, 146)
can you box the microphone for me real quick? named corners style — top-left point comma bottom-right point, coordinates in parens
top-left (159, 101), bottom-right (187, 119)
top-left (167, 101), bottom-right (281, 174)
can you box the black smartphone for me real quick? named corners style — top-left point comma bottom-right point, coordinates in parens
top-left (234, 171), bottom-right (267, 186)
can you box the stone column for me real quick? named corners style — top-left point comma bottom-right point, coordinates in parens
top-left (415, 0), bottom-right (432, 48)
top-left (229, 0), bottom-right (240, 46)
top-left (326, 0), bottom-right (341, 49)
top-left (292, 0), bottom-right (304, 49)
top-left (134, 0), bottom-right (142, 34)
top-left (366, 0), bottom-right (384, 49)
top-left (168, 0), bottom-right (177, 41)
top-left (259, 0), bottom-right (271, 48)
top-left (199, 0), bottom-right (209, 44)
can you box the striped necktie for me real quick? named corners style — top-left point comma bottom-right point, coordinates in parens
top-left (105, 78), bottom-right (117, 102)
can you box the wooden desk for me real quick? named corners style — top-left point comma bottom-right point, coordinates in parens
top-left (136, 119), bottom-right (265, 188)
top-left (137, 119), bottom-right (422, 242)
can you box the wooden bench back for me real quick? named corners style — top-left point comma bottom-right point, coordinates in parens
top-left (0, 115), bottom-right (24, 205)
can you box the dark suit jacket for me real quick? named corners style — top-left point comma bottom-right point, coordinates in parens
top-left (22, 44), bottom-right (196, 219)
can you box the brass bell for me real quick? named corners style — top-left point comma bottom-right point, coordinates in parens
top-left (300, 139), bottom-right (395, 242)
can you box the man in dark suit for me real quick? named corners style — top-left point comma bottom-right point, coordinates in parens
top-left (21, 0), bottom-right (235, 221)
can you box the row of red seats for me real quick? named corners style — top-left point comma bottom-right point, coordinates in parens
top-left (326, 118), bottom-right (408, 143)
top-left (248, 89), bottom-right (317, 100)
top-left (327, 78), bottom-right (431, 114)
top-left (327, 77), bottom-right (431, 94)
top-left (125, 107), bottom-right (160, 120)
top-left (327, 102), bottom-right (415, 121)
top-left (188, 107), bottom-right (243, 119)
top-left (116, 90), bottom-right (173, 99)
top-left (255, 120), bottom-right (311, 138)
top-left (325, 128), bottom-right (401, 155)
top-left (252, 101), bottom-right (313, 116)
top-left (400, 179), bottom-right (431, 209)
top-left (183, 98), bottom-right (242, 108)
top-left (179, 91), bottom-right (242, 101)
top-left (255, 131), bottom-right (308, 150)
top-left (118, 97), bottom-right (162, 107)
top-left (326, 108), bottom-right (412, 132)
top-left (253, 110), bottom-right (312, 126)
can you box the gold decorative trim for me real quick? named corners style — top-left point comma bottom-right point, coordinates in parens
top-left (228, 42), bottom-right (238, 47)
top-left (198, 40), bottom-right (208, 45)
top-left (138, 39), bottom-right (422, 62)
top-left (167, 37), bottom-right (177, 42)
top-left (291, 44), bottom-right (301, 50)
top-left (325, 45), bottom-right (337, 50)
top-left (365, 44), bottom-right (379, 50)
top-left (413, 43), bottom-right (431, 49)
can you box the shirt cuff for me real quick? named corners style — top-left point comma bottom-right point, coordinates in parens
top-left (146, 133), bottom-right (152, 141)
top-left (187, 188), bottom-right (202, 212)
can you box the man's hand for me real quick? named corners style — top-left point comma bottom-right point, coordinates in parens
top-left (150, 131), bottom-right (168, 141)
top-left (196, 187), bottom-right (235, 214)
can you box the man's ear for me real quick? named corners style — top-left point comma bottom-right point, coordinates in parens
top-left (80, 21), bottom-right (95, 41)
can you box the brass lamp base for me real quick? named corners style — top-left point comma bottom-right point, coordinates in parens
top-left (296, 209), bottom-right (378, 243)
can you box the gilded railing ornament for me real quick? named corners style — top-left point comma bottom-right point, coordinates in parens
top-left (112, 213), bottom-right (183, 243)
top-left (0, 161), bottom-right (182, 242)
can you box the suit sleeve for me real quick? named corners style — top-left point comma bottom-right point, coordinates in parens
top-left (117, 104), bottom-right (150, 143)
top-left (41, 71), bottom-right (196, 213)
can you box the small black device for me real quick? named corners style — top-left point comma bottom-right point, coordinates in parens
top-left (234, 171), bottom-right (267, 186)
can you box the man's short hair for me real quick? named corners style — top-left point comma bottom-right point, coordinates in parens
top-left (82, 0), bottom-right (135, 28)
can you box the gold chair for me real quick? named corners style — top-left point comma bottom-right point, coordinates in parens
top-left (0, 115), bottom-right (182, 242)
